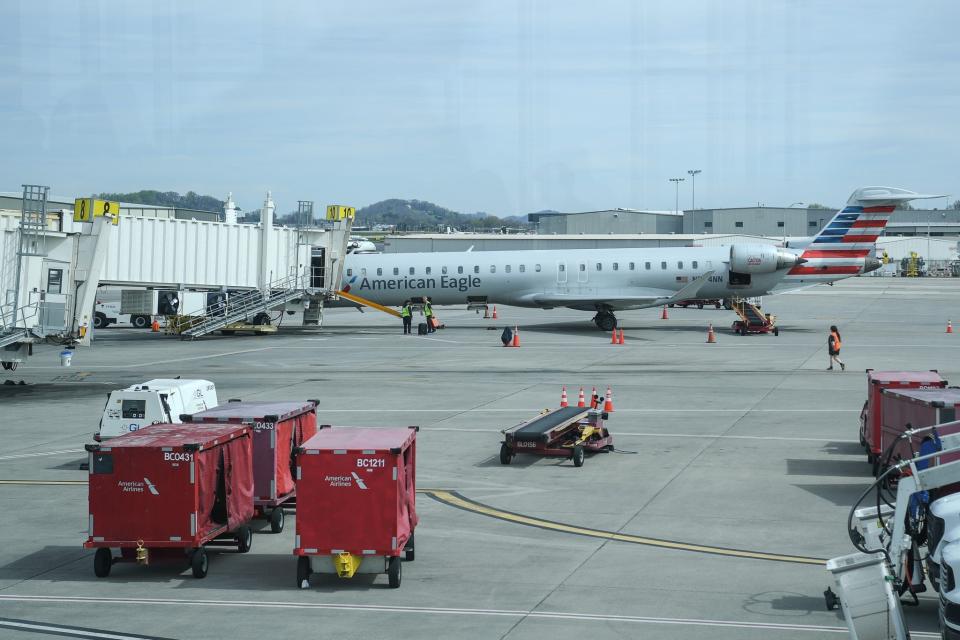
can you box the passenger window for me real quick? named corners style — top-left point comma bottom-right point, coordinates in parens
top-left (519, 264), bottom-right (525, 273)
top-left (425, 266), bottom-right (431, 275)
top-left (535, 264), bottom-right (541, 272)
top-left (596, 263), bottom-right (602, 271)
top-left (441, 266), bottom-right (447, 275)
top-left (490, 265), bottom-right (496, 273)
top-left (559, 264), bottom-right (566, 272)
top-left (409, 267), bottom-right (415, 275)
top-left (505, 265), bottom-right (511, 273)
top-left (474, 266), bottom-right (479, 274)
top-left (692, 261), bottom-right (698, 269)
top-left (346, 269), bottom-right (353, 276)
top-left (579, 263), bottom-right (586, 271)
top-left (458, 266), bottom-right (464, 274)
top-left (678, 261), bottom-right (683, 269)
top-left (645, 262), bottom-right (651, 270)
top-left (629, 262), bottom-right (635, 270)
top-left (361, 268), bottom-right (367, 276)
top-left (612, 262), bottom-right (618, 271)
top-left (661, 261), bottom-right (667, 270)
top-left (377, 268), bottom-right (382, 276)
top-left (393, 267), bottom-right (399, 275)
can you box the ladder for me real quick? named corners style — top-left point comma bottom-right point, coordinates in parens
top-left (732, 299), bottom-right (767, 326)
top-left (178, 274), bottom-right (307, 339)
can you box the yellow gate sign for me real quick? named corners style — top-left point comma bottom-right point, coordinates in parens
top-left (326, 205), bottom-right (355, 220)
top-left (74, 198), bottom-right (120, 225)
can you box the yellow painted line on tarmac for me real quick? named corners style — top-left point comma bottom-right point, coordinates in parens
top-left (0, 481), bottom-right (824, 566)
top-left (424, 489), bottom-right (825, 566)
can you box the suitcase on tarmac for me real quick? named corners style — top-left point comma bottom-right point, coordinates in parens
top-left (418, 323), bottom-right (428, 336)
top-left (429, 317), bottom-right (440, 329)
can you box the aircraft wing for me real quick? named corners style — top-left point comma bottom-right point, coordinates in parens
top-left (525, 271), bottom-right (715, 311)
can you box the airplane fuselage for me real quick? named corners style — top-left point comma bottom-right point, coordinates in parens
top-left (341, 246), bottom-right (789, 311)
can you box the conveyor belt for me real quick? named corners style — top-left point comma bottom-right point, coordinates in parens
top-left (510, 407), bottom-right (590, 442)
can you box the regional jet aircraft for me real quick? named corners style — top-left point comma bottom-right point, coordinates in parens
top-left (341, 187), bottom-right (938, 330)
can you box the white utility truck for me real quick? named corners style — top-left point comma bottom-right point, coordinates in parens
top-left (95, 379), bottom-right (218, 441)
top-left (826, 422), bottom-right (960, 639)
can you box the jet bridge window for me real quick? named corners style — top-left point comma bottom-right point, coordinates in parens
top-left (777, 221), bottom-right (785, 228)
top-left (809, 221), bottom-right (818, 227)
top-left (735, 221), bottom-right (744, 228)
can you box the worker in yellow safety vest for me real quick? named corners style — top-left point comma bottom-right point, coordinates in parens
top-left (423, 298), bottom-right (435, 333)
top-left (400, 300), bottom-right (412, 335)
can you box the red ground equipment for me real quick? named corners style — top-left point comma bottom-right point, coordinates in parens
top-left (500, 405), bottom-right (613, 468)
top-left (294, 426), bottom-right (418, 589)
top-left (876, 388), bottom-right (960, 475)
top-left (183, 399), bottom-right (318, 533)
top-left (730, 300), bottom-right (778, 336)
top-left (860, 369), bottom-right (946, 471)
top-left (83, 422), bottom-right (255, 579)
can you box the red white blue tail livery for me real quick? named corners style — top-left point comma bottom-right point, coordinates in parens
top-left (781, 187), bottom-right (942, 286)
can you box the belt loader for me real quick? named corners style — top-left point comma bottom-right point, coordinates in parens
top-left (825, 423), bottom-right (960, 639)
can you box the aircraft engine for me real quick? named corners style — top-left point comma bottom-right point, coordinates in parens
top-left (729, 244), bottom-right (805, 273)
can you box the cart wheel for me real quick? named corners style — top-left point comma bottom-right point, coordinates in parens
top-left (773, 327), bottom-right (779, 336)
top-left (387, 556), bottom-right (402, 588)
top-left (297, 556), bottom-right (311, 589)
top-left (237, 525), bottom-right (253, 553)
top-left (270, 508), bottom-right (285, 534)
top-left (93, 548), bottom-right (112, 578)
top-left (191, 548), bottom-right (209, 579)
top-left (572, 445), bottom-right (585, 468)
top-left (499, 443), bottom-right (513, 465)
top-left (404, 533), bottom-right (415, 562)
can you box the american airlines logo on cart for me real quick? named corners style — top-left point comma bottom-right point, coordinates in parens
top-left (118, 478), bottom-right (160, 495)
top-left (323, 474), bottom-right (368, 489)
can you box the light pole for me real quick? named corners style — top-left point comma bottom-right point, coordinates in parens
top-left (687, 169), bottom-right (701, 210)
top-left (669, 177), bottom-right (685, 214)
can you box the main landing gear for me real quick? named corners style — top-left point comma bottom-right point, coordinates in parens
top-left (593, 310), bottom-right (617, 332)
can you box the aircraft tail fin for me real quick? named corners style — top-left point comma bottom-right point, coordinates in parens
top-left (789, 187), bottom-right (943, 279)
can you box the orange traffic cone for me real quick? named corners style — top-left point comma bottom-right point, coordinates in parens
top-left (706, 323), bottom-right (716, 343)
top-left (151, 319), bottom-right (160, 332)
top-left (492, 306), bottom-right (498, 320)
top-left (611, 328), bottom-right (618, 344)
top-left (603, 386), bottom-right (615, 412)
top-left (948, 320), bottom-right (953, 334)
top-left (590, 387), bottom-right (598, 409)
top-left (577, 387), bottom-right (586, 408)
top-left (618, 329), bottom-right (625, 344)
top-left (661, 306), bottom-right (669, 320)
top-left (512, 325), bottom-right (520, 347)
top-left (560, 386), bottom-right (568, 408)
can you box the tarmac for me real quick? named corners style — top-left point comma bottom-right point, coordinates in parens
top-left (0, 276), bottom-right (957, 639)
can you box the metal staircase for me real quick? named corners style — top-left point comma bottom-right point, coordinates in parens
top-left (179, 274), bottom-right (308, 339)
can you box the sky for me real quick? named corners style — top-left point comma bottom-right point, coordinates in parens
top-left (1, 1), bottom-right (957, 216)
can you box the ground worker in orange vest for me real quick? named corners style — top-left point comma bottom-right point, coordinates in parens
top-left (827, 325), bottom-right (845, 371)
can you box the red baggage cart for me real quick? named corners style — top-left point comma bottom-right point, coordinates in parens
top-left (83, 422), bottom-right (255, 579)
top-left (861, 370), bottom-right (946, 468)
top-left (182, 399), bottom-right (318, 533)
top-left (294, 426), bottom-right (417, 589)
top-left (877, 388), bottom-right (960, 474)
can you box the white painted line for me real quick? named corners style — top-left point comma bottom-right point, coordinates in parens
top-left (0, 616), bottom-right (165, 639)
top-left (22, 346), bottom-right (276, 370)
top-left (423, 427), bottom-right (856, 443)
top-left (0, 449), bottom-right (83, 461)
top-left (312, 408), bottom-right (860, 413)
top-left (0, 594), bottom-right (933, 636)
